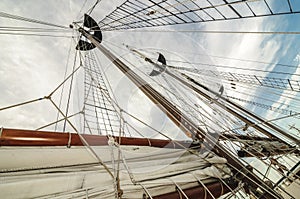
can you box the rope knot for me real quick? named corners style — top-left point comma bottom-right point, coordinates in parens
top-left (108, 136), bottom-right (115, 146)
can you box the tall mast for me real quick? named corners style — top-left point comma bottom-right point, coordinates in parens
top-left (76, 15), bottom-right (283, 198)
top-left (128, 48), bottom-right (299, 146)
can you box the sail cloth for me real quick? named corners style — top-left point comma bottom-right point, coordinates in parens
top-left (0, 144), bottom-right (231, 198)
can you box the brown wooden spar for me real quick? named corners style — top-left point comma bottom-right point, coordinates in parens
top-left (75, 15), bottom-right (282, 199)
top-left (153, 181), bottom-right (238, 199)
top-left (0, 128), bottom-right (191, 148)
top-left (1, 128), bottom-right (238, 199)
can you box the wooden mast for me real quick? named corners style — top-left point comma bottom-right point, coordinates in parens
top-left (76, 15), bottom-right (282, 198)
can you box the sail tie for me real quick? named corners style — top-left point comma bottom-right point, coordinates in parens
top-left (67, 131), bottom-right (72, 148)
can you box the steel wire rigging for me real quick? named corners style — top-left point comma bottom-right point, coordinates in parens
top-left (98, 0), bottom-right (300, 31)
top-left (1, 1), bottom-right (300, 198)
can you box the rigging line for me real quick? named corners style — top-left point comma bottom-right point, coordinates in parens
top-left (85, 52), bottom-right (103, 135)
top-left (126, 50), bottom-right (292, 143)
top-left (192, 174), bottom-right (216, 199)
top-left (48, 65), bottom-right (82, 97)
top-left (93, 50), bottom-right (120, 109)
top-left (225, 162), bottom-right (283, 199)
top-left (36, 111), bottom-right (82, 131)
top-left (85, 62), bottom-right (120, 137)
top-left (103, 40), bottom-right (130, 54)
top-left (124, 121), bottom-right (134, 137)
top-left (123, 55), bottom-right (224, 133)
top-left (175, 67), bottom-right (300, 93)
top-left (105, 29), bottom-right (300, 35)
top-left (212, 79), bottom-right (300, 106)
top-left (113, 142), bottom-right (137, 185)
top-left (55, 36), bottom-right (75, 132)
top-left (116, 112), bottom-right (124, 196)
top-left (199, 72), bottom-right (300, 104)
top-left (226, 85), bottom-right (300, 109)
top-left (139, 47), bottom-right (300, 70)
top-left (224, 79), bottom-right (300, 104)
top-left (192, 52), bottom-right (299, 69)
top-left (168, 67), bottom-right (298, 145)
top-left (105, 0), bottom-right (260, 25)
top-left (90, 79), bottom-right (103, 135)
top-left (169, 64), bottom-right (300, 87)
top-left (0, 26), bottom-right (71, 32)
top-left (162, 77), bottom-right (225, 132)
top-left (128, 47), bottom-right (299, 146)
top-left (63, 50), bottom-right (78, 132)
top-left (161, 74), bottom-right (209, 131)
top-left (121, 110), bottom-right (242, 180)
top-left (154, 0), bottom-right (261, 15)
top-left (227, 95), bottom-right (300, 119)
top-left (89, 52), bottom-right (119, 136)
top-left (121, 112), bottom-right (218, 161)
top-left (0, 32), bottom-right (73, 38)
top-left (75, 80), bottom-right (84, 134)
top-left (125, 47), bottom-right (280, 140)
top-left (0, 97), bottom-right (46, 111)
top-left (87, 0), bottom-right (102, 15)
top-left (122, 110), bottom-right (174, 141)
top-left (124, 88), bottom-right (272, 163)
top-left (88, 38), bottom-right (289, 193)
top-left (48, 97), bottom-right (114, 178)
top-left (124, 121), bottom-right (150, 138)
top-left (76, 0), bottom-right (88, 20)
top-left (218, 108), bottom-right (300, 142)
top-left (0, 11), bottom-right (69, 29)
top-left (163, 59), bottom-right (300, 77)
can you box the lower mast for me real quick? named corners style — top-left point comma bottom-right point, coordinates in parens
top-left (76, 15), bottom-right (283, 199)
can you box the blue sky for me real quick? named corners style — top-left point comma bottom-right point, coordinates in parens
top-left (0, 2), bottom-right (299, 195)
top-left (0, 0), bottom-right (299, 142)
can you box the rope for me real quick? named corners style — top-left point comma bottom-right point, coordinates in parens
top-left (148, 0), bottom-right (261, 16)
top-left (108, 29), bottom-right (300, 35)
top-left (0, 32), bottom-right (73, 38)
top-left (36, 111), bottom-right (82, 131)
top-left (55, 37), bottom-right (75, 131)
top-left (87, 0), bottom-right (102, 15)
top-left (0, 11), bottom-right (69, 29)
top-left (143, 47), bottom-right (299, 70)
top-left (0, 97), bottom-right (45, 111)
top-left (122, 46), bottom-right (300, 188)
top-left (63, 51), bottom-right (78, 132)
top-left (169, 179), bottom-right (189, 199)
top-left (164, 59), bottom-right (300, 77)
top-left (83, 51), bottom-right (121, 136)
top-left (192, 173), bottom-right (216, 199)
top-left (49, 97), bottom-right (115, 178)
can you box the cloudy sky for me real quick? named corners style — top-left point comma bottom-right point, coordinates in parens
top-left (0, 0), bottom-right (299, 141)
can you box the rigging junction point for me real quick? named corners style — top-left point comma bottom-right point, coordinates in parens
top-left (74, 14), bottom-right (298, 199)
top-left (0, 1), bottom-right (300, 199)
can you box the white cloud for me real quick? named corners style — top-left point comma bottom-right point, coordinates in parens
top-left (0, 0), bottom-right (299, 142)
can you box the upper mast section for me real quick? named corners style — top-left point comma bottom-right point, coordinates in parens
top-left (75, 14), bottom-right (102, 51)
